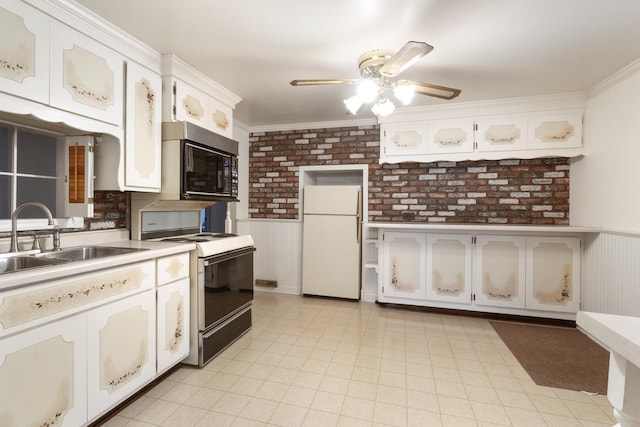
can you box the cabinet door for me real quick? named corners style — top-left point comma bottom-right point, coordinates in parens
top-left (474, 235), bottom-right (526, 308)
top-left (124, 61), bottom-right (162, 191)
top-left (157, 277), bottom-right (190, 374)
top-left (0, 314), bottom-right (87, 426)
top-left (49, 21), bottom-right (124, 125)
top-left (380, 122), bottom-right (429, 157)
top-left (526, 237), bottom-right (581, 313)
top-left (425, 234), bottom-right (473, 304)
top-left (528, 112), bottom-right (583, 149)
top-left (173, 79), bottom-right (210, 129)
top-left (381, 232), bottom-right (426, 300)
top-left (427, 118), bottom-right (475, 154)
top-left (87, 290), bottom-right (156, 420)
top-left (209, 96), bottom-right (234, 138)
top-left (0, 0), bottom-right (49, 103)
top-left (475, 115), bottom-right (528, 152)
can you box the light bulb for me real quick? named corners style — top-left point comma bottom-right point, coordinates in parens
top-left (393, 84), bottom-right (415, 105)
top-left (357, 79), bottom-right (378, 103)
top-left (371, 98), bottom-right (395, 117)
top-left (343, 95), bottom-right (363, 115)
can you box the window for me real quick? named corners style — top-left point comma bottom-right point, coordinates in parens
top-left (0, 122), bottom-right (60, 223)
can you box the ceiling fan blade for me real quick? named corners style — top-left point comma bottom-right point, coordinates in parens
top-left (399, 80), bottom-right (461, 100)
top-left (290, 79), bottom-right (359, 86)
top-left (379, 41), bottom-right (434, 77)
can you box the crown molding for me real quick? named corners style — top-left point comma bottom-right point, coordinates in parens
top-left (588, 57), bottom-right (640, 98)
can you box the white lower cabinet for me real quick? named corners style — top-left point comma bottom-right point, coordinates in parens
top-left (473, 235), bottom-right (526, 309)
top-left (525, 236), bottom-right (581, 313)
top-left (378, 230), bottom-right (582, 319)
top-left (380, 232), bottom-right (426, 300)
top-left (425, 234), bottom-right (473, 304)
top-left (0, 313), bottom-right (87, 426)
top-left (157, 277), bottom-right (190, 374)
top-left (87, 289), bottom-right (156, 421)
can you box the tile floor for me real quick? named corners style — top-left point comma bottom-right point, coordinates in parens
top-left (103, 292), bottom-right (615, 427)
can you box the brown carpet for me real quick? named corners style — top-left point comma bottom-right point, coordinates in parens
top-left (490, 321), bottom-right (610, 394)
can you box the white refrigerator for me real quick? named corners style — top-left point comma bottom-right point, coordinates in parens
top-left (302, 185), bottom-right (361, 300)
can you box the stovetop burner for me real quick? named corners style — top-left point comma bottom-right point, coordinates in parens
top-left (194, 233), bottom-right (237, 238)
top-left (161, 237), bottom-right (210, 243)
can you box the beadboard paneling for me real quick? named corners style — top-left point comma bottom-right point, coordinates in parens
top-left (238, 219), bottom-right (302, 295)
top-left (582, 232), bottom-right (640, 316)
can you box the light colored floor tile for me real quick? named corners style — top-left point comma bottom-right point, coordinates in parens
top-left (104, 293), bottom-right (614, 427)
top-left (270, 403), bottom-right (309, 427)
top-left (160, 405), bottom-right (207, 427)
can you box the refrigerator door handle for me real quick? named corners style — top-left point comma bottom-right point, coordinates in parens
top-left (356, 214), bottom-right (361, 243)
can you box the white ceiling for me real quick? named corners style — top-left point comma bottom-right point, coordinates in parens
top-left (74, 0), bottom-right (640, 128)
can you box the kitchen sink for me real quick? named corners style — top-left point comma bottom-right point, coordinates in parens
top-left (0, 255), bottom-right (71, 274)
top-left (35, 246), bottom-right (149, 261)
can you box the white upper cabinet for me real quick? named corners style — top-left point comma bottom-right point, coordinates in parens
top-left (475, 115), bottom-right (528, 153)
top-left (170, 78), bottom-right (210, 129)
top-left (161, 55), bottom-right (241, 139)
top-left (528, 111), bottom-right (583, 150)
top-left (49, 21), bottom-right (124, 125)
top-left (380, 122), bottom-right (429, 157)
top-left (427, 118), bottom-right (475, 155)
top-left (0, 0), bottom-right (49, 103)
top-left (124, 61), bottom-right (162, 191)
top-left (380, 108), bottom-right (584, 163)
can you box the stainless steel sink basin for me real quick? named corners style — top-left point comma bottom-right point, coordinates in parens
top-left (0, 255), bottom-right (71, 274)
top-left (36, 246), bottom-right (149, 261)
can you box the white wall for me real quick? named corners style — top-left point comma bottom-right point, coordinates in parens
top-left (571, 59), bottom-right (640, 232)
top-left (571, 59), bottom-right (640, 316)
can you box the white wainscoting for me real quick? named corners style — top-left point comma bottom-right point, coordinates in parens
top-left (238, 218), bottom-right (377, 301)
top-left (582, 231), bottom-right (640, 317)
top-left (238, 219), bottom-right (303, 295)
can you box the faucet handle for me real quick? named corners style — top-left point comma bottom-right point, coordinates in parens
top-left (32, 234), bottom-right (41, 251)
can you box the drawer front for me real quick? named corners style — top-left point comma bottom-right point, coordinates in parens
top-left (0, 260), bottom-right (155, 337)
top-left (156, 252), bottom-right (190, 286)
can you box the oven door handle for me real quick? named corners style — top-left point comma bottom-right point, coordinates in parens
top-left (203, 247), bottom-right (255, 266)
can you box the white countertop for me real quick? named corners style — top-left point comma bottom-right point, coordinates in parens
top-left (364, 222), bottom-right (597, 235)
top-left (0, 240), bottom-right (195, 292)
top-left (577, 311), bottom-right (640, 367)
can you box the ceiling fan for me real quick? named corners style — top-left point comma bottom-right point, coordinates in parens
top-left (290, 41), bottom-right (461, 117)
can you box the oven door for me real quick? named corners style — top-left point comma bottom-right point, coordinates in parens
top-left (199, 246), bottom-right (255, 330)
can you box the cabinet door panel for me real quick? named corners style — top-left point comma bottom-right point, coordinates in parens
top-left (381, 232), bottom-right (426, 300)
top-left (209, 96), bottom-right (233, 138)
top-left (0, 0), bottom-right (49, 103)
top-left (476, 116), bottom-right (528, 152)
top-left (124, 61), bottom-right (162, 190)
top-left (157, 277), bottom-right (190, 373)
top-left (526, 237), bottom-right (581, 313)
top-left (381, 122), bottom-right (429, 156)
top-left (0, 314), bottom-right (87, 426)
top-left (87, 290), bottom-right (156, 420)
top-left (427, 119), bottom-right (475, 154)
top-left (173, 79), bottom-right (210, 129)
top-left (426, 234), bottom-right (472, 304)
top-left (528, 112), bottom-right (582, 149)
top-left (474, 235), bottom-right (526, 308)
top-left (50, 21), bottom-right (124, 125)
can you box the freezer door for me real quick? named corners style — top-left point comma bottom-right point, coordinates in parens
top-left (302, 214), bottom-right (361, 299)
top-left (303, 185), bottom-right (360, 215)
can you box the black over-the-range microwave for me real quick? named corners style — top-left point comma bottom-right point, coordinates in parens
top-left (162, 121), bottom-right (239, 202)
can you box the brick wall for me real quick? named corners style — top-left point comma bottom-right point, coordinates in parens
top-left (85, 190), bottom-right (128, 230)
top-left (250, 124), bottom-right (570, 225)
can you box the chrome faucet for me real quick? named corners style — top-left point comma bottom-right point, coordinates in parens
top-left (9, 202), bottom-right (55, 253)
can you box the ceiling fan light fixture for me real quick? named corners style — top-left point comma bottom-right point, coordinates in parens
top-left (357, 79), bottom-right (378, 103)
top-left (393, 84), bottom-right (415, 105)
top-left (372, 97), bottom-right (395, 117)
top-left (344, 95), bottom-right (363, 115)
